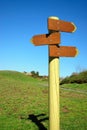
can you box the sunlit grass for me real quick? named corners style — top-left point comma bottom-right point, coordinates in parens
top-left (0, 71), bottom-right (87, 130)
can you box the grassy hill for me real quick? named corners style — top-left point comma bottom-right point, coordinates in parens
top-left (0, 70), bottom-right (87, 130)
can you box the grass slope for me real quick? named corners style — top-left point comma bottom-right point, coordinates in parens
top-left (0, 70), bottom-right (87, 130)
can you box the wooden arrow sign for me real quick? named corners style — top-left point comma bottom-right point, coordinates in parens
top-left (31, 32), bottom-right (60, 46)
top-left (49, 45), bottom-right (78, 57)
top-left (48, 17), bottom-right (76, 33)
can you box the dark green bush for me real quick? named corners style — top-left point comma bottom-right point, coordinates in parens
top-left (60, 70), bottom-right (87, 84)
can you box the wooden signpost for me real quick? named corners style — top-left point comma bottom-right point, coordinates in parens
top-left (30, 16), bottom-right (78, 130)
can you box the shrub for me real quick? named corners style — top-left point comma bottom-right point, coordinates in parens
top-left (60, 70), bottom-right (87, 84)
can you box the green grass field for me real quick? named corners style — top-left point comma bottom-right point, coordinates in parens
top-left (0, 71), bottom-right (87, 130)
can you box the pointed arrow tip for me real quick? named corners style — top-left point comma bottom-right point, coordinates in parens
top-left (71, 22), bottom-right (77, 32)
top-left (75, 48), bottom-right (79, 57)
top-left (30, 38), bottom-right (34, 44)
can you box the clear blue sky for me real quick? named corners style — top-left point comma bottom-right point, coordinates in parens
top-left (0, 0), bottom-right (87, 77)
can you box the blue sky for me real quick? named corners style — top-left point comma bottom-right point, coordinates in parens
top-left (0, 0), bottom-right (87, 77)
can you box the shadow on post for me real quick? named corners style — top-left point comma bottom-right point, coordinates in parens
top-left (28, 114), bottom-right (48, 130)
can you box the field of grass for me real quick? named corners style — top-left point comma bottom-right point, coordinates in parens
top-left (0, 70), bottom-right (87, 130)
top-left (60, 83), bottom-right (87, 130)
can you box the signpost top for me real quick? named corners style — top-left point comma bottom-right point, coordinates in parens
top-left (30, 16), bottom-right (78, 57)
